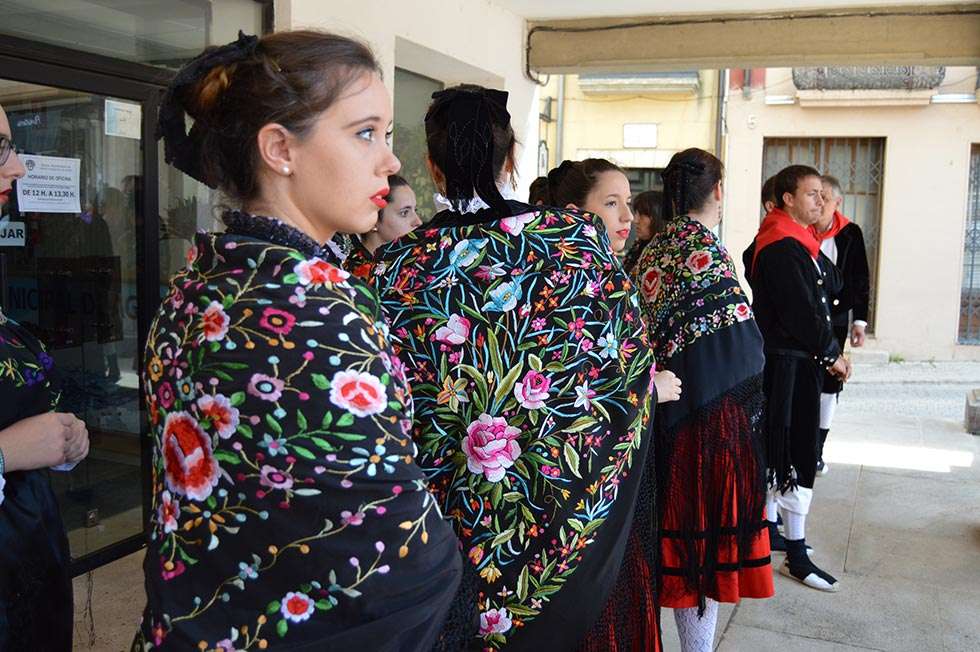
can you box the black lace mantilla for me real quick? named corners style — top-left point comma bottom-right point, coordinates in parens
top-left (222, 210), bottom-right (344, 263)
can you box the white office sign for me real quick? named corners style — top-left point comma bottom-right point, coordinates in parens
top-left (0, 221), bottom-right (26, 247)
top-left (623, 123), bottom-right (658, 149)
top-left (105, 99), bottom-right (142, 140)
top-left (16, 154), bottom-right (82, 214)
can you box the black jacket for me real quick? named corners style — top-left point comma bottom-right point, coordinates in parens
top-left (824, 222), bottom-right (871, 327)
top-left (742, 238), bottom-right (841, 367)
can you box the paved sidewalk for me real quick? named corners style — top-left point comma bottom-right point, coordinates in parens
top-left (75, 363), bottom-right (980, 650)
top-left (661, 362), bottom-right (980, 651)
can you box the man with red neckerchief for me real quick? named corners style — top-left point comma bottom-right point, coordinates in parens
top-left (808, 175), bottom-right (871, 476)
top-left (744, 165), bottom-right (850, 594)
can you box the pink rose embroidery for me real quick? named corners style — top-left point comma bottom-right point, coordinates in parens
top-left (513, 370), bottom-right (551, 409)
top-left (685, 250), bottom-right (712, 274)
top-left (158, 490), bottom-right (180, 533)
top-left (329, 370), bottom-right (388, 417)
top-left (434, 314), bottom-right (471, 346)
top-left (500, 213), bottom-right (536, 236)
top-left (479, 608), bottom-right (513, 636)
top-left (734, 303), bottom-right (752, 322)
top-left (258, 307), bottom-right (296, 335)
top-left (463, 414), bottom-right (522, 482)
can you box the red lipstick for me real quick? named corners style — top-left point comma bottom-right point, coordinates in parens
top-left (371, 187), bottom-right (389, 209)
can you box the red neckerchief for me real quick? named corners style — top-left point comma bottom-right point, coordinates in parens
top-left (809, 210), bottom-right (851, 242)
top-left (751, 208), bottom-right (820, 274)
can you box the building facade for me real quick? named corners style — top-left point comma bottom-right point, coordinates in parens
top-left (723, 66), bottom-right (980, 360)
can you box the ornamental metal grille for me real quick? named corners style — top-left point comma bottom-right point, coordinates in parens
top-left (762, 137), bottom-right (885, 331)
top-left (959, 144), bottom-right (980, 344)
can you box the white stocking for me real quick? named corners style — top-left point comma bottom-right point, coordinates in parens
top-left (819, 392), bottom-right (838, 430)
top-left (674, 599), bottom-right (719, 652)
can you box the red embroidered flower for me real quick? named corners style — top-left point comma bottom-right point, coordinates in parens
top-left (162, 411), bottom-right (220, 501)
top-left (196, 393), bottom-right (239, 439)
top-left (158, 490), bottom-right (180, 533)
top-left (294, 258), bottom-right (349, 287)
top-left (200, 301), bottom-right (230, 341)
top-left (157, 382), bottom-right (175, 409)
top-left (685, 250), bottom-right (713, 274)
top-left (734, 303), bottom-right (752, 322)
top-left (641, 267), bottom-right (662, 302)
top-left (280, 591), bottom-right (315, 623)
top-left (329, 370), bottom-right (388, 418)
top-left (258, 307), bottom-right (296, 335)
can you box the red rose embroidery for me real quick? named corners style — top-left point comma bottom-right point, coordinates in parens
top-left (329, 370), bottom-right (388, 417)
top-left (641, 267), bottom-right (663, 302)
top-left (294, 258), bottom-right (349, 287)
top-left (162, 411), bottom-right (220, 501)
top-left (734, 303), bottom-right (752, 322)
top-left (685, 251), bottom-right (713, 274)
top-left (200, 301), bottom-right (230, 341)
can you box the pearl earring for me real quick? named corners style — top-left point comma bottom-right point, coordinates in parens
top-left (282, 166), bottom-right (290, 175)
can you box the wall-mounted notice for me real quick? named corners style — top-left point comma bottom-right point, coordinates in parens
top-left (16, 154), bottom-right (82, 214)
top-left (0, 221), bottom-right (26, 247)
top-left (105, 99), bottom-right (142, 140)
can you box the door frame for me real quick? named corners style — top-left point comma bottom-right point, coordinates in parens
top-left (0, 49), bottom-right (162, 576)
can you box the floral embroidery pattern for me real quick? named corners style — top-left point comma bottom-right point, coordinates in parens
top-left (633, 217), bottom-right (753, 361)
top-left (367, 207), bottom-right (654, 648)
top-left (138, 231), bottom-right (459, 650)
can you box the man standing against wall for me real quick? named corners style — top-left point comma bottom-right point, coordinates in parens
top-left (746, 165), bottom-right (850, 592)
top-left (809, 175), bottom-right (871, 475)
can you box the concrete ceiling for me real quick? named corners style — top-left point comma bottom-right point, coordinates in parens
top-left (493, 0), bottom-right (965, 19)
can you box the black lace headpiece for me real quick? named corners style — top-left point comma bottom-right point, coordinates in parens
top-left (157, 31), bottom-right (259, 187)
top-left (425, 87), bottom-right (511, 215)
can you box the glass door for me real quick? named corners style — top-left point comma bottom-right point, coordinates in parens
top-left (0, 66), bottom-right (160, 572)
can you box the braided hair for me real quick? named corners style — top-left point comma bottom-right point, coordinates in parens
top-left (660, 148), bottom-right (723, 221)
top-left (547, 158), bottom-right (623, 208)
top-left (157, 30), bottom-right (379, 204)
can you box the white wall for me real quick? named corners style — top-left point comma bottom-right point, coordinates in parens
top-left (724, 70), bottom-right (980, 360)
top-left (275, 0), bottom-right (540, 198)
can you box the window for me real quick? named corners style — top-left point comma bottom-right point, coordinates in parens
top-left (762, 137), bottom-right (884, 330)
top-left (960, 144), bottom-right (980, 344)
top-left (0, 0), bottom-right (268, 71)
top-left (393, 68), bottom-right (443, 222)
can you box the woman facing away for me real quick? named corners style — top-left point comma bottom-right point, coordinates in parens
top-left (135, 31), bottom-right (472, 651)
top-left (632, 148), bottom-right (773, 652)
top-left (357, 85), bottom-right (678, 650)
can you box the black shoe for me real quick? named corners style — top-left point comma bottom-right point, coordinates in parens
top-left (780, 539), bottom-right (839, 592)
top-left (817, 459), bottom-right (830, 476)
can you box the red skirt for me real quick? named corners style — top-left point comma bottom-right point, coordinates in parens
top-left (658, 394), bottom-right (774, 609)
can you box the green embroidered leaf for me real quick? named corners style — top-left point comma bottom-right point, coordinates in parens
top-left (311, 374), bottom-right (330, 390)
top-left (563, 442), bottom-right (582, 479)
top-left (320, 411), bottom-right (333, 429)
top-left (276, 618), bottom-right (288, 638)
top-left (517, 566), bottom-right (530, 601)
top-left (487, 330), bottom-right (504, 380)
top-left (266, 601), bottom-right (281, 615)
top-left (491, 529), bottom-right (515, 548)
top-left (214, 450), bottom-right (241, 465)
top-left (282, 273), bottom-right (299, 284)
top-left (310, 437), bottom-right (337, 451)
top-left (493, 362), bottom-right (524, 406)
top-left (336, 412), bottom-right (355, 427)
top-left (564, 416), bottom-right (597, 434)
top-left (581, 518), bottom-right (606, 536)
top-left (490, 482), bottom-right (503, 508)
top-left (291, 445), bottom-right (316, 460)
top-left (329, 432), bottom-right (366, 441)
top-left (265, 414), bottom-right (282, 435)
top-left (230, 391), bottom-right (245, 407)
top-left (503, 491), bottom-right (524, 503)
top-left (236, 423), bottom-right (253, 439)
top-left (315, 599), bottom-right (333, 611)
top-left (505, 603), bottom-right (540, 617)
top-left (528, 354), bottom-right (543, 371)
top-left (296, 411), bottom-right (308, 432)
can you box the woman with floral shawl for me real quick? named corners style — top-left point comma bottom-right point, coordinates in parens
top-left (633, 149), bottom-right (773, 652)
top-left (357, 85), bottom-right (660, 650)
top-left (136, 31), bottom-right (471, 651)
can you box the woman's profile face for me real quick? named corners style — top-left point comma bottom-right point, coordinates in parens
top-left (633, 211), bottom-right (654, 241)
top-left (286, 72), bottom-right (401, 238)
top-left (0, 106), bottom-right (27, 209)
top-left (377, 184), bottom-right (421, 243)
top-left (580, 170), bottom-right (633, 254)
